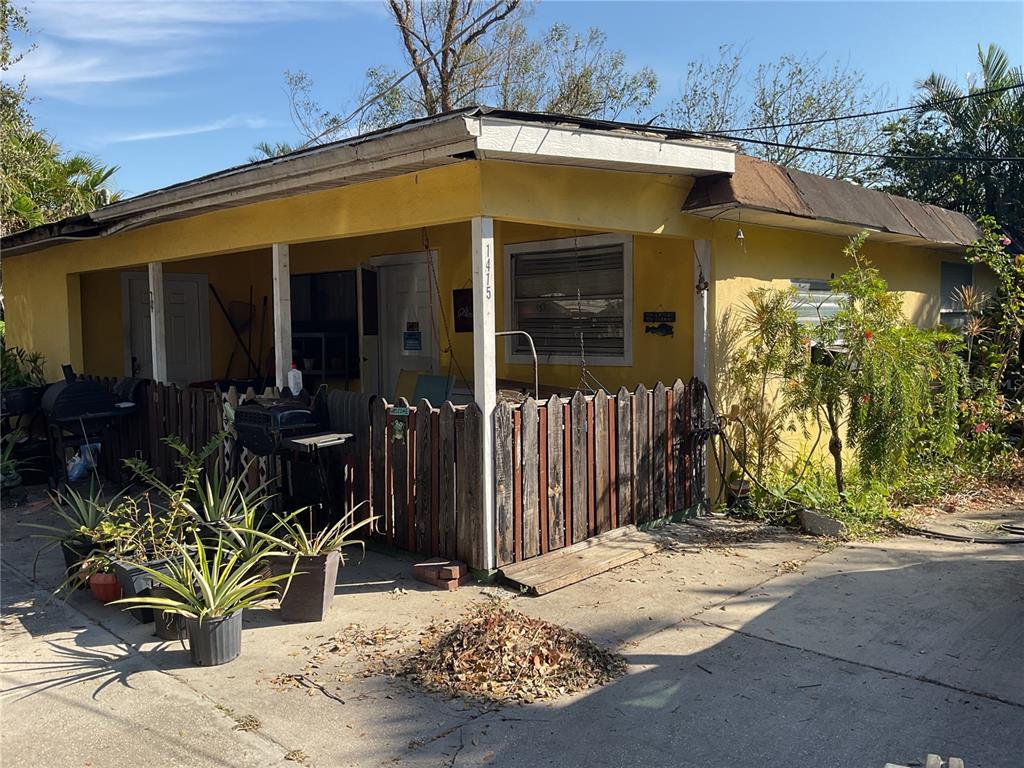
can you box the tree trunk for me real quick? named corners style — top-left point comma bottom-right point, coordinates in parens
top-left (825, 402), bottom-right (844, 495)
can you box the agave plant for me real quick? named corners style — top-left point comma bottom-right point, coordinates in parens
top-left (221, 497), bottom-right (292, 561)
top-left (185, 462), bottom-right (272, 529)
top-left (265, 502), bottom-right (376, 560)
top-left (111, 533), bottom-right (294, 621)
top-left (24, 483), bottom-right (122, 577)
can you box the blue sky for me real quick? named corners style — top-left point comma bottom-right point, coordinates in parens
top-left (7, 1), bottom-right (1023, 196)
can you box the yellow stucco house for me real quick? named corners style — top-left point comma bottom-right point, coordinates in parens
top-left (1, 107), bottom-right (984, 572)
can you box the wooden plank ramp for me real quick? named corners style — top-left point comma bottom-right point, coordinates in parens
top-left (498, 524), bottom-right (667, 596)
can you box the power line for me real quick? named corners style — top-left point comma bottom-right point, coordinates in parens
top-left (296, 0), bottom-right (514, 150)
top-left (701, 82), bottom-right (1024, 136)
top-left (699, 132), bottom-right (1024, 163)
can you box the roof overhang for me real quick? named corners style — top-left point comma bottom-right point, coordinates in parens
top-left (682, 154), bottom-right (979, 250)
top-left (3, 107), bottom-right (736, 257)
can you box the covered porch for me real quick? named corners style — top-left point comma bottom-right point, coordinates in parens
top-left (71, 214), bottom-right (709, 574)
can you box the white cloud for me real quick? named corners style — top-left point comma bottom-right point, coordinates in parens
top-left (107, 114), bottom-right (270, 143)
top-left (4, 0), bottom-right (367, 98)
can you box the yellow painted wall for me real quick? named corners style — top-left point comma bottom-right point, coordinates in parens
top-left (493, 222), bottom-right (695, 391)
top-left (6, 158), bottom-right (978, 393)
top-left (5, 163), bottom-right (481, 380)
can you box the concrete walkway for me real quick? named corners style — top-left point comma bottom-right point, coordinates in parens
top-left (3, 497), bottom-right (1022, 768)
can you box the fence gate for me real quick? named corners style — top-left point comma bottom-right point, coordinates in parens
top-left (492, 377), bottom-right (708, 569)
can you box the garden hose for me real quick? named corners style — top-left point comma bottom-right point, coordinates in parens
top-left (895, 521), bottom-right (1024, 544)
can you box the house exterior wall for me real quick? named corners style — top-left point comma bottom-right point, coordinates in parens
top-left (6, 159), bottom-right (977, 393)
top-left (5, 163), bottom-right (482, 380)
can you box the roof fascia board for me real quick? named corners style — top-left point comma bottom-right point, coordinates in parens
top-left (687, 203), bottom-right (968, 250)
top-left (471, 116), bottom-right (736, 176)
top-left (91, 115), bottom-right (479, 223)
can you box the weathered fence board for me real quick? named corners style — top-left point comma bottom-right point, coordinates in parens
top-left (616, 386), bottom-right (633, 527)
top-left (521, 398), bottom-right (540, 560)
top-left (546, 394), bottom-right (564, 553)
top-left (438, 401), bottom-right (457, 558)
top-left (570, 392), bottom-right (588, 544)
top-left (494, 401), bottom-right (515, 566)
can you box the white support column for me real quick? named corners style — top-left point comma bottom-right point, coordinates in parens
top-left (272, 243), bottom-right (292, 391)
top-left (693, 240), bottom-right (711, 386)
top-left (693, 238), bottom-right (712, 508)
top-left (471, 216), bottom-right (497, 571)
top-left (148, 262), bottom-right (167, 384)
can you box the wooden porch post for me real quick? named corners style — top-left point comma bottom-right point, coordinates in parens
top-left (471, 216), bottom-right (497, 571)
top-left (272, 243), bottom-right (292, 390)
top-left (148, 262), bottom-right (167, 383)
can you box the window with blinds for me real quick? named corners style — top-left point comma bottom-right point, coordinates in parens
top-left (791, 279), bottom-right (843, 325)
top-left (940, 261), bottom-right (973, 327)
top-left (507, 235), bottom-right (631, 363)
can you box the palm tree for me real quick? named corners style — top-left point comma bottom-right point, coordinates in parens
top-left (910, 44), bottom-right (1023, 228)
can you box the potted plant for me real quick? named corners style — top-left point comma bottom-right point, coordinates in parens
top-left (112, 534), bottom-right (295, 666)
top-left (0, 346), bottom-right (47, 415)
top-left (185, 461), bottom-right (271, 543)
top-left (261, 503), bottom-right (376, 623)
top-left (24, 483), bottom-right (117, 585)
top-left (100, 493), bottom-right (195, 623)
top-left (86, 559), bottom-right (123, 604)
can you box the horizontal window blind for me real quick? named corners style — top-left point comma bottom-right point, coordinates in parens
top-left (510, 242), bottom-right (626, 358)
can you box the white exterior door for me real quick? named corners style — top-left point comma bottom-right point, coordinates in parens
top-left (376, 255), bottom-right (438, 400)
top-left (124, 272), bottom-right (211, 384)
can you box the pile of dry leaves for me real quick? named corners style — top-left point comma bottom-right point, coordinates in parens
top-left (398, 600), bottom-right (625, 704)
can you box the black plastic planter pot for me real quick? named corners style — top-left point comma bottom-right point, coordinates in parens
top-left (112, 559), bottom-right (172, 623)
top-left (184, 612), bottom-right (242, 666)
top-left (149, 585), bottom-right (181, 641)
top-left (270, 550), bottom-right (340, 623)
top-left (61, 538), bottom-right (94, 589)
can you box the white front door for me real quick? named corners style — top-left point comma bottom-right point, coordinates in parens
top-left (124, 272), bottom-right (211, 384)
top-left (376, 255), bottom-right (438, 400)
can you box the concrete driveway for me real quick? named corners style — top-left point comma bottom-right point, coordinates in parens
top-left (2, 497), bottom-right (1022, 768)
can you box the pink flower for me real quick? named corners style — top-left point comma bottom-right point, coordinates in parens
top-left (975, 422), bottom-right (990, 434)
top-left (999, 235), bottom-right (1012, 247)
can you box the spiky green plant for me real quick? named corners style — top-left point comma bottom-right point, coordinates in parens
top-left (110, 533), bottom-right (295, 622)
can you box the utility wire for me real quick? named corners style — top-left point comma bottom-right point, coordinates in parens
top-left (701, 82), bottom-right (1024, 135)
top-left (696, 131), bottom-right (1024, 162)
top-left (296, 0), bottom-right (513, 150)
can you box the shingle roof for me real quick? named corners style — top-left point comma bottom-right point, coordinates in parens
top-left (683, 155), bottom-right (979, 246)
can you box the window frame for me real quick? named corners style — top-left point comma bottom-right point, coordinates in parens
top-left (503, 233), bottom-right (634, 366)
top-left (939, 260), bottom-right (975, 325)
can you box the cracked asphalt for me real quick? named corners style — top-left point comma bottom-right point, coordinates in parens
top-left (3, 496), bottom-right (1022, 768)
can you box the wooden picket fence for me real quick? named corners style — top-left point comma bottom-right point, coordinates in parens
top-left (493, 378), bottom-right (707, 568)
top-left (369, 397), bottom-right (485, 569)
top-left (85, 378), bottom-right (281, 495)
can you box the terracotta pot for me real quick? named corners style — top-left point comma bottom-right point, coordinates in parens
top-left (89, 572), bottom-right (122, 604)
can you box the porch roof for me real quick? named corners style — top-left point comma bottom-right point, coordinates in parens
top-left (2, 107), bottom-right (736, 256)
top-left (682, 154), bottom-right (980, 249)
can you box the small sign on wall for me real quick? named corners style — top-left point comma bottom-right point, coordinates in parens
top-left (453, 288), bottom-right (474, 332)
top-left (643, 311), bottom-right (676, 323)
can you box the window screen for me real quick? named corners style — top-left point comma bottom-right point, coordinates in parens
top-left (510, 240), bottom-right (627, 359)
top-left (791, 279), bottom-right (843, 325)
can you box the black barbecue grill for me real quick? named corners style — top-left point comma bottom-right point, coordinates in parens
top-left (233, 396), bottom-right (321, 457)
top-left (42, 365), bottom-right (138, 487)
top-left (233, 391), bottom-right (352, 525)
